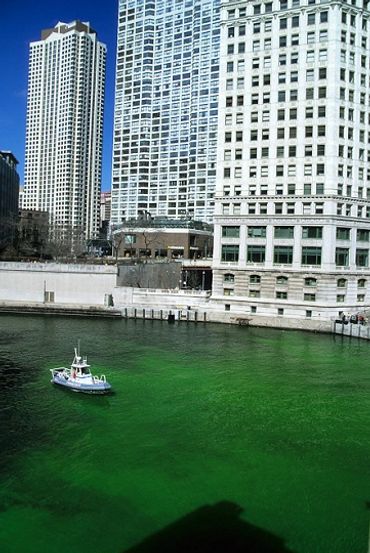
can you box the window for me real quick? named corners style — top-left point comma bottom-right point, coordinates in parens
top-left (357, 229), bottom-right (369, 241)
top-left (223, 289), bottom-right (234, 296)
top-left (356, 249), bottom-right (368, 267)
top-left (307, 50), bottom-right (315, 63)
top-left (250, 274), bottom-right (261, 284)
top-left (274, 246), bottom-right (293, 264)
top-left (221, 245), bottom-right (239, 262)
top-left (277, 308), bottom-right (284, 316)
top-left (306, 69), bottom-right (314, 82)
top-left (306, 88), bottom-right (314, 100)
top-left (336, 228), bottom-right (350, 240)
top-left (280, 17), bottom-right (288, 29)
top-left (307, 13), bottom-right (316, 25)
top-left (248, 226), bottom-right (266, 238)
top-left (318, 125), bottom-right (326, 137)
top-left (247, 245), bottom-right (266, 263)
top-left (337, 295), bottom-right (345, 303)
top-left (304, 293), bottom-right (316, 301)
top-left (276, 291), bottom-right (288, 299)
top-left (317, 164), bottom-right (325, 176)
top-left (224, 273), bottom-right (235, 283)
top-left (306, 106), bottom-right (314, 119)
top-left (357, 294), bottom-right (365, 302)
top-left (249, 289), bottom-right (260, 298)
top-left (306, 310), bottom-right (312, 318)
top-left (304, 277), bottom-right (317, 287)
top-left (336, 248), bottom-right (349, 266)
top-left (279, 36), bottom-right (287, 48)
top-left (302, 227), bottom-right (322, 239)
top-left (307, 32), bottom-right (315, 44)
top-left (222, 226), bottom-right (240, 238)
top-left (302, 247), bottom-right (322, 265)
top-left (337, 278), bottom-right (347, 288)
top-left (276, 276), bottom-right (288, 285)
top-left (274, 226), bottom-right (294, 238)
top-left (358, 279), bottom-right (367, 288)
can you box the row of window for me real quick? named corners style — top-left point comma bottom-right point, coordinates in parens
top-left (222, 273), bottom-right (367, 288)
top-left (222, 226), bottom-right (370, 241)
top-left (221, 245), bottom-right (370, 267)
top-left (223, 289), bottom-right (366, 302)
top-left (222, 201), bottom-right (369, 217)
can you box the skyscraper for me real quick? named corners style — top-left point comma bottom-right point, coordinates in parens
top-left (0, 151), bottom-right (20, 251)
top-left (23, 21), bottom-right (106, 239)
top-left (111, 0), bottom-right (220, 225)
top-left (212, 0), bottom-right (370, 321)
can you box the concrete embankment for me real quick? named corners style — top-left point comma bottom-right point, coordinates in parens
top-left (0, 302), bottom-right (122, 318)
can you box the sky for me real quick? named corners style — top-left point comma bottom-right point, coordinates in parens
top-left (0, 0), bottom-right (118, 191)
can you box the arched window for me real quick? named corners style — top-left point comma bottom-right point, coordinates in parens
top-left (337, 278), bottom-right (347, 288)
top-left (358, 278), bottom-right (367, 288)
top-left (250, 274), bottom-right (261, 284)
top-left (224, 273), bottom-right (235, 283)
top-left (276, 276), bottom-right (288, 285)
top-left (304, 277), bottom-right (317, 287)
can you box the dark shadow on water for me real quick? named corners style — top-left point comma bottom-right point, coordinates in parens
top-left (123, 501), bottom-right (296, 553)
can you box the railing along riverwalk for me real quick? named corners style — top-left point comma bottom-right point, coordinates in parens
top-left (121, 306), bottom-right (208, 323)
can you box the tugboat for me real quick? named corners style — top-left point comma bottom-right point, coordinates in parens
top-left (50, 342), bottom-right (112, 394)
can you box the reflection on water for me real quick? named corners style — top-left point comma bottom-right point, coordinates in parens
top-left (0, 315), bottom-right (369, 553)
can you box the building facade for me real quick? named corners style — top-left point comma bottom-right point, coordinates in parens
top-left (22, 21), bottom-right (106, 239)
top-left (111, 0), bottom-right (221, 224)
top-left (112, 218), bottom-right (213, 260)
top-left (212, 0), bottom-right (370, 321)
top-left (0, 151), bottom-right (20, 251)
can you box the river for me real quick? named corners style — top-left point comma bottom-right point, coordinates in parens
top-left (0, 315), bottom-right (369, 553)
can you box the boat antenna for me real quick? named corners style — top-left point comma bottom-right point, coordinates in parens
top-left (77, 339), bottom-right (80, 357)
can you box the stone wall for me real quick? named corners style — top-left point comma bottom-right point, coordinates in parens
top-left (0, 262), bottom-right (117, 306)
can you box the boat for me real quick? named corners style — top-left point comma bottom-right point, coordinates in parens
top-left (50, 342), bottom-right (112, 394)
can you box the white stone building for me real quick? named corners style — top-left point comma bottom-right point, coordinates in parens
top-left (111, 0), bottom-right (220, 224)
top-left (212, 0), bottom-right (370, 321)
top-left (23, 21), bottom-right (106, 239)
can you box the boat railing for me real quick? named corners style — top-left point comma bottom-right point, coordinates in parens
top-left (93, 374), bottom-right (107, 383)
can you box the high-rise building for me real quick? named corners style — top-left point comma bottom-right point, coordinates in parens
top-left (100, 191), bottom-right (111, 238)
top-left (23, 21), bottom-right (106, 239)
top-left (111, 0), bottom-right (221, 225)
top-left (212, 0), bottom-right (370, 321)
top-left (0, 151), bottom-right (20, 250)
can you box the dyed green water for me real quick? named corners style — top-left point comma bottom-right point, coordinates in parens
top-left (0, 315), bottom-right (369, 553)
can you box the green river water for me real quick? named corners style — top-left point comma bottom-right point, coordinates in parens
top-left (0, 315), bottom-right (369, 553)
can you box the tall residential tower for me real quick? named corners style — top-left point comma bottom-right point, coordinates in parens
top-left (111, 0), bottom-right (221, 224)
top-left (212, 0), bottom-right (370, 322)
top-left (23, 21), bottom-right (106, 239)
